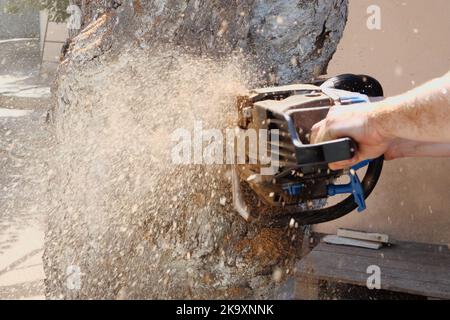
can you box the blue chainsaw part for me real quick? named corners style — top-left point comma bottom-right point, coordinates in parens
top-left (334, 90), bottom-right (370, 105)
top-left (340, 96), bottom-right (369, 105)
top-left (352, 159), bottom-right (371, 171)
top-left (283, 183), bottom-right (304, 196)
top-left (327, 165), bottom-right (367, 212)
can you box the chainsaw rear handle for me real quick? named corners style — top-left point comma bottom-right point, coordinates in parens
top-left (295, 137), bottom-right (357, 167)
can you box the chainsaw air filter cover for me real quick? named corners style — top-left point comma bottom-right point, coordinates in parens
top-left (235, 74), bottom-right (384, 225)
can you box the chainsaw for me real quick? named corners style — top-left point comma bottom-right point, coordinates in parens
top-left (233, 74), bottom-right (384, 225)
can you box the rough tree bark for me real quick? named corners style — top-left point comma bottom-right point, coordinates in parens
top-left (44, 0), bottom-right (348, 299)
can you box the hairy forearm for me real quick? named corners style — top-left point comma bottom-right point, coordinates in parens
top-left (371, 72), bottom-right (450, 143)
top-left (385, 140), bottom-right (450, 160)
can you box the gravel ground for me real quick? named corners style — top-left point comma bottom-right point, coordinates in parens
top-left (0, 39), bottom-right (41, 76)
top-left (0, 96), bottom-right (51, 299)
top-left (0, 36), bottom-right (55, 297)
top-left (0, 36), bottom-right (55, 299)
top-left (0, 95), bottom-right (53, 300)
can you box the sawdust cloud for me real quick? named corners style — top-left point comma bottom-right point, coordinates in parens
top-left (43, 47), bottom-right (283, 299)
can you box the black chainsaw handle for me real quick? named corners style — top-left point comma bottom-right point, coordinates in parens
top-left (295, 137), bottom-right (357, 167)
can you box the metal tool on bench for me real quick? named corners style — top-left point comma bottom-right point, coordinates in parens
top-left (234, 74), bottom-right (384, 225)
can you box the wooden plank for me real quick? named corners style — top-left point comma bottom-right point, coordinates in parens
top-left (314, 242), bottom-right (450, 269)
top-left (299, 250), bottom-right (450, 285)
top-left (397, 241), bottom-right (450, 252)
top-left (337, 228), bottom-right (389, 244)
top-left (315, 235), bottom-right (450, 255)
top-left (315, 242), bottom-right (450, 266)
top-left (297, 260), bottom-right (450, 299)
top-left (296, 249), bottom-right (450, 298)
top-left (323, 235), bottom-right (382, 250)
top-left (295, 275), bottom-right (320, 300)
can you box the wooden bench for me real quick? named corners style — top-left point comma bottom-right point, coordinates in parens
top-left (294, 240), bottom-right (450, 299)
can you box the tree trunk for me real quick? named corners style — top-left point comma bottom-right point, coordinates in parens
top-left (44, 0), bottom-right (348, 299)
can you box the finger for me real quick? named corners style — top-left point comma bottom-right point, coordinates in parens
top-left (310, 120), bottom-right (325, 144)
top-left (329, 155), bottom-right (360, 171)
top-left (310, 120), bottom-right (336, 144)
top-left (311, 119), bottom-right (325, 131)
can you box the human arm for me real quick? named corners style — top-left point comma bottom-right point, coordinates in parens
top-left (310, 71), bottom-right (450, 170)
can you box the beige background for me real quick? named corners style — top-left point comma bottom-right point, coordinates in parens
top-left (315, 0), bottom-right (450, 245)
